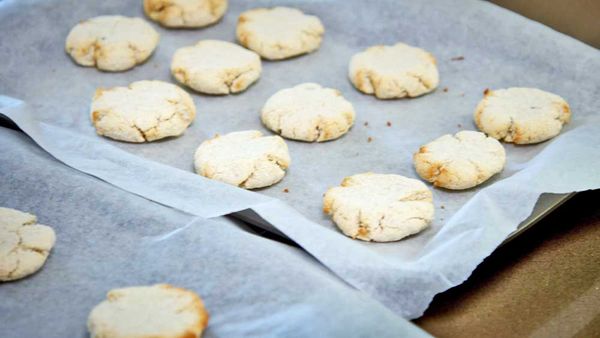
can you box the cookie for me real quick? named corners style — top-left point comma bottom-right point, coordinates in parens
top-left (88, 284), bottom-right (209, 338)
top-left (349, 43), bottom-right (439, 99)
top-left (414, 131), bottom-right (506, 190)
top-left (261, 83), bottom-right (355, 142)
top-left (194, 130), bottom-right (290, 189)
top-left (144, 0), bottom-right (227, 28)
top-left (236, 7), bottom-right (324, 60)
top-left (0, 207), bottom-right (56, 282)
top-left (474, 87), bottom-right (571, 144)
top-left (171, 40), bottom-right (261, 94)
top-left (91, 80), bottom-right (196, 143)
top-left (323, 173), bottom-right (434, 242)
top-left (65, 16), bottom-right (159, 72)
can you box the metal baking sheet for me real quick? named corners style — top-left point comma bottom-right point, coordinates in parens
top-left (2, 0), bottom-right (600, 319)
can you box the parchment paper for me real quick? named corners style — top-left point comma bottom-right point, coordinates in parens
top-left (1, 0), bottom-right (600, 318)
top-left (0, 127), bottom-right (430, 337)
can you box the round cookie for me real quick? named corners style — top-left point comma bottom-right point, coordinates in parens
top-left (414, 131), bottom-right (506, 190)
top-left (261, 83), bottom-right (355, 142)
top-left (236, 7), bottom-right (324, 60)
top-left (349, 43), bottom-right (439, 99)
top-left (144, 0), bottom-right (228, 28)
top-left (474, 87), bottom-right (571, 144)
top-left (88, 284), bottom-right (209, 338)
top-left (194, 130), bottom-right (290, 189)
top-left (65, 16), bottom-right (159, 72)
top-left (323, 173), bottom-right (434, 242)
top-left (91, 80), bottom-right (196, 143)
top-left (0, 207), bottom-right (56, 282)
top-left (171, 40), bottom-right (261, 95)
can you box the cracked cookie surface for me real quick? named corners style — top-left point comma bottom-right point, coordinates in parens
top-left (261, 83), bottom-right (355, 142)
top-left (171, 40), bottom-right (261, 95)
top-left (65, 16), bottom-right (159, 72)
top-left (194, 130), bottom-right (290, 189)
top-left (88, 284), bottom-right (209, 338)
top-left (144, 0), bottom-right (227, 28)
top-left (474, 87), bottom-right (571, 144)
top-left (236, 7), bottom-right (324, 60)
top-left (323, 173), bottom-right (434, 242)
top-left (349, 43), bottom-right (439, 99)
top-left (414, 131), bottom-right (506, 190)
top-left (0, 207), bottom-right (56, 282)
top-left (91, 80), bottom-right (196, 143)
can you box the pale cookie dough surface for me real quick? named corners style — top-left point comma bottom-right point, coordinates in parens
top-left (414, 131), bottom-right (506, 190)
top-left (474, 87), bottom-right (571, 144)
top-left (194, 130), bottom-right (290, 189)
top-left (236, 7), bottom-right (324, 60)
top-left (88, 284), bottom-right (209, 338)
top-left (65, 16), bottom-right (159, 72)
top-left (261, 83), bottom-right (355, 142)
top-left (323, 173), bottom-right (434, 242)
top-left (0, 207), bottom-right (56, 282)
top-left (91, 80), bottom-right (196, 143)
top-left (144, 0), bottom-right (228, 28)
top-left (349, 43), bottom-right (439, 99)
top-left (171, 40), bottom-right (261, 94)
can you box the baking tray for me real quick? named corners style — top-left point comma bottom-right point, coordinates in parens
top-left (235, 193), bottom-right (575, 245)
top-left (2, 0), bottom-right (599, 319)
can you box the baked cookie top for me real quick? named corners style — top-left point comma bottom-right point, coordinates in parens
top-left (236, 7), bottom-right (324, 60)
top-left (474, 87), bottom-right (571, 144)
top-left (88, 284), bottom-right (209, 338)
top-left (144, 0), bottom-right (228, 28)
top-left (171, 40), bottom-right (261, 95)
top-left (0, 207), bottom-right (56, 282)
top-left (261, 83), bottom-right (355, 142)
top-left (194, 130), bottom-right (291, 189)
top-left (65, 16), bottom-right (159, 72)
top-left (349, 42), bottom-right (439, 99)
top-left (323, 173), bottom-right (434, 242)
top-left (414, 131), bottom-right (506, 190)
top-left (91, 80), bottom-right (196, 143)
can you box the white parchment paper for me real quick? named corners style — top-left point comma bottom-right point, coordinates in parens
top-left (0, 128), bottom-right (430, 337)
top-left (1, 0), bottom-right (599, 318)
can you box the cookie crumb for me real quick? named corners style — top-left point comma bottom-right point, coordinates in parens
top-left (483, 88), bottom-right (490, 95)
top-left (386, 121), bottom-right (392, 127)
top-left (364, 121), bottom-right (369, 126)
top-left (283, 188), bottom-right (289, 193)
top-left (451, 56), bottom-right (464, 61)
top-left (367, 137), bottom-right (373, 143)
top-left (440, 205), bottom-right (445, 209)
top-left (443, 87), bottom-right (448, 92)
top-left (457, 124), bottom-right (462, 128)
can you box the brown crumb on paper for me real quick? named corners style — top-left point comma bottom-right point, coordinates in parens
top-left (457, 124), bottom-right (462, 128)
top-left (364, 121), bottom-right (369, 126)
top-left (441, 205), bottom-right (445, 209)
top-left (283, 188), bottom-right (289, 193)
top-left (443, 87), bottom-right (448, 92)
top-left (483, 88), bottom-right (490, 95)
top-left (451, 56), bottom-right (464, 61)
top-left (386, 121), bottom-right (392, 127)
top-left (368, 137), bottom-right (373, 143)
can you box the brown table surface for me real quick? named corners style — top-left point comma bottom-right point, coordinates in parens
top-left (416, 190), bottom-right (600, 337)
